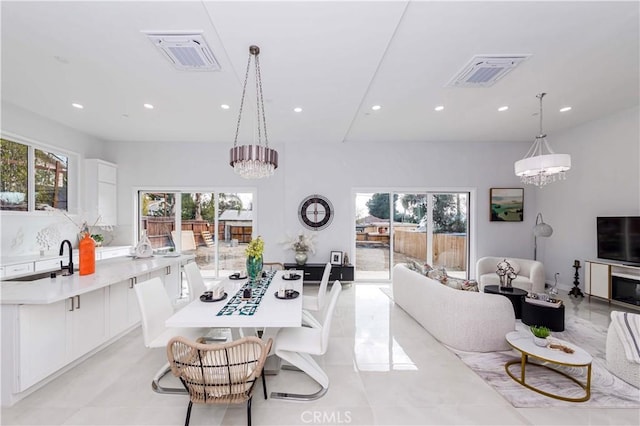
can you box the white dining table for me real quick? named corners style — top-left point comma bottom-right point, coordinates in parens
top-left (166, 269), bottom-right (303, 332)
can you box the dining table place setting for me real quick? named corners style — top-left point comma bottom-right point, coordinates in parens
top-left (216, 270), bottom-right (276, 317)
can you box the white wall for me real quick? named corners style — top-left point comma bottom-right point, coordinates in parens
top-left (5, 101), bottom-right (637, 285)
top-left (537, 106), bottom-right (640, 289)
top-left (0, 102), bottom-right (109, 257)
top-left (107, 137), bottom-right (537, 272)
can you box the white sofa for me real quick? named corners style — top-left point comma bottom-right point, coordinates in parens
top-left (606, 314), bottom-right (640, 388)
top-left (476, 256), bottom-right (545, 294)
top-left (392, 264), bottom-right (515, 352)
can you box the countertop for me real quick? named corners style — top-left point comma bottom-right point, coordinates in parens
top-left (1, 246), bottom-right (131, 266)
top-left (0, 254), bottom-right (193, 305)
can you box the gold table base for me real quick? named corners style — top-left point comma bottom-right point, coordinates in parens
top-left (505, 353), bottom-right (592, 402)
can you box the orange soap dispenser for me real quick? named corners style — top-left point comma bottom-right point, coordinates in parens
top-left (79, 233), bottom-right (96, 275)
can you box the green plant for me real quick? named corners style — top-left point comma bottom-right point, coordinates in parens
top-left (245, 236), bottom-right (264, 258)
top-left (530, 325), bottom-right (550, 338)
top-left (91, 234), bottom-right (104, 243)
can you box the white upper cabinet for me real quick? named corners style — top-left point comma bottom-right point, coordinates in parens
top-left (84, 159), bottom-right (117, 226)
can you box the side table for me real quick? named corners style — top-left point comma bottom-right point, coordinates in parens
top-left (483, 285), bottom-right (527, 319)
top-left (521, 299), bottom-right (565, 331)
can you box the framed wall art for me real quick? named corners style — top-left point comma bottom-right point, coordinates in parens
top-left (490, 188), bottom-right (524, 222)
top-left (330, 251), bottom-right (343, 265)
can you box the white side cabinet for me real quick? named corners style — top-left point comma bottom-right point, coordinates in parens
top-left (85, 159), bottom-right (117, 226)
top-left (108, 277), bottom-right (141, 338)
top-left (17, 301), bottom-right (68, 391)
top-left (16, 288), bottom-right (107, 392)
top-left (585, 261), bottom-right (611, 300)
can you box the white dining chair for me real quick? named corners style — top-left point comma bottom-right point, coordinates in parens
top-left (271, 280), bottom-right (342, 401)
top-left (301, 262), bottom-right (332, 328)
top-left (133, 277), bottom-right (210, 394)
top-left (183, 261), bottom-right (209, 302)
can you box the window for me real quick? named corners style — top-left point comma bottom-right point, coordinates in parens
top-left (355, 190), bottom-right (471, 281)
top-left (1, 138), bottom-right (69, 212)
top-left (137, 190), bottom-right (255, 279)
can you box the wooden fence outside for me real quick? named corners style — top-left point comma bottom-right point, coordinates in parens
top-left (142, 218), bottom-right (253, 248)
top-left (393, 230), bottom-right (467, 270)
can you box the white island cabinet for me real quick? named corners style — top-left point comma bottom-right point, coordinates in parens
top-left (0, 254), bottom-right (193, 406)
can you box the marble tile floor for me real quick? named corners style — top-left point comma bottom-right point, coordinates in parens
top-left (2, 284), bottom-right (639, 426)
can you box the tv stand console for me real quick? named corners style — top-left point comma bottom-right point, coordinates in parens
top-left (584, 260), bottom-right (640, 310)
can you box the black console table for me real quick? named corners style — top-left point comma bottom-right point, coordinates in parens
top-left (284, 263), bottom-right (354, 283)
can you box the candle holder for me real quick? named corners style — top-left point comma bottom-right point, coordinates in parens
top-left (569, 260), bottom-right (585, 298)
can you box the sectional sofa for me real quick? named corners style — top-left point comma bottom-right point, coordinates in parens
top-left (392, 264), bottom-right (516, 352)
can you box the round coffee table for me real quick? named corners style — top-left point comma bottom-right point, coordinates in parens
top-left (483, 285), bottom-right (527, 318)
top-left (505, 331), bottom-right (592, 402)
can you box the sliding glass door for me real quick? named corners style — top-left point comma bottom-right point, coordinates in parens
top-left (355, 191), bottom-right (469, 281)
top-left (137, 190), bottom-right (254, 279)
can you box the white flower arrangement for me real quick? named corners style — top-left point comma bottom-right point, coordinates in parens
top-left (282, 231), bottom-right (316, 254)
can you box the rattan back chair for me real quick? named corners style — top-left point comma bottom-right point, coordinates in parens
top-left (167, 336), bottom-right (273, 426)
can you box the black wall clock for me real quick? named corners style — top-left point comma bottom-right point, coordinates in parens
top-left (298, 194), bottom-right (334, 230)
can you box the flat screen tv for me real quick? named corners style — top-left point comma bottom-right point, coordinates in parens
top-left (597, 216), bottom-right (640, 265)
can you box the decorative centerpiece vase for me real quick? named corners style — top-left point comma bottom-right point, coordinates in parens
top-left (295, 250), bottom-right (307, 266)
top-left (246, 255), bottom-right (263, 282)
top-left (533, 336), bottom-right (548, 347)
top-left (530, 325), bottom-right (550, 347)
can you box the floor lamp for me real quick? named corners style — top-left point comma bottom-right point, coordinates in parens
top-left (533, 213), bottom-right (553, 260)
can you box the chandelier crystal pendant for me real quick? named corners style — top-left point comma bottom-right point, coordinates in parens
top-left (514, 93), bottom-right (571, 187)
top-left (229, 45), bottom-right (278, 179)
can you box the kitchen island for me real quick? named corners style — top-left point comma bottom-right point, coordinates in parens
top-left (0, 254), bottom-right (193, 406)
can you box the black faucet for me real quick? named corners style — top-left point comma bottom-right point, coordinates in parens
top-left (59, 239), bottom-right (74, 275)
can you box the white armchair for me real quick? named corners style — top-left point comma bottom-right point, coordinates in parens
top-left (476, 256), bottom-right (545, 294)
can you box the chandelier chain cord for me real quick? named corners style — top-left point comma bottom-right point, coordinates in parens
top-left (254, 57), bottom-right (263, 145)
top-left (233, 53), bottom-right (253, 148)
top-left (538, 93), bottom-right (545, 138)
top-left (256, 54), bottom-right (269, 148)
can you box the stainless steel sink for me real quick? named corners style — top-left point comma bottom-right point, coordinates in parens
top-left (2, 270), bottom-right (70, 282)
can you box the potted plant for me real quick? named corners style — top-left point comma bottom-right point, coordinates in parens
top-left (530, 325), bottom-right (551, 346)
top-left (283, 232), bottom-right (316, 265)
top-left (91, 234), bottom-right (104, 247)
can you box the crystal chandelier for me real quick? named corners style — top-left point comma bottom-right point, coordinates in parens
top-left (514, 93), bottom-right (571, 187)
top-left (229, 45), bottom-right (278, 179)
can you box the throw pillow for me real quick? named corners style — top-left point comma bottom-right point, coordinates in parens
top-left (461, 280), bottom-right (479, 292)
top-left (405, 260), bottom-right (423, 274)
top-left (446, 279), bottom-right (462, 290)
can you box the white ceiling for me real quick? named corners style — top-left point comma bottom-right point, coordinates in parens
top-left (1, 1), bottom-right (638, 145)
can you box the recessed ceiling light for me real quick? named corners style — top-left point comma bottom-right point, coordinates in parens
top-left (143, 103), bottom-right (154, 109)
top-left (294, 107), bottom-right (302, 113)
top-left (71, 103), bottom-right (84, 109)
top-left (434, 105), bottom-right (445, 111)
top-left (371, 105), bottom-right (381, 111)
top-left (498, 106), bottom-right (509, 112)
top-left (220, 104), bottom-right (230, 110)
top-left (559, 106), bottom-right (572, 112)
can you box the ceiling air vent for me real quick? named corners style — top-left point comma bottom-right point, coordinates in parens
top-left (447, 55), bottom-right (530, 88)
top-left (144, 32), bottom-right (220, 71)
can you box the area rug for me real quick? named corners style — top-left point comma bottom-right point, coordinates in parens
top-left (452, 317), bottom-right (640, 408)
top-left (379, 287), bottom-right (640, 408)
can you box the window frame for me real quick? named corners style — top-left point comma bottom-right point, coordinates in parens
top-left (0, 132), bottom-right (79, 216)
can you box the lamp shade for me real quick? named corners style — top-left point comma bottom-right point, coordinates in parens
top-left (533, 213), bottom-right (553, 237)
top-left (514, 153), bottom-right (571, 177)
top-left (533, 222), bottom-right (553, 237)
